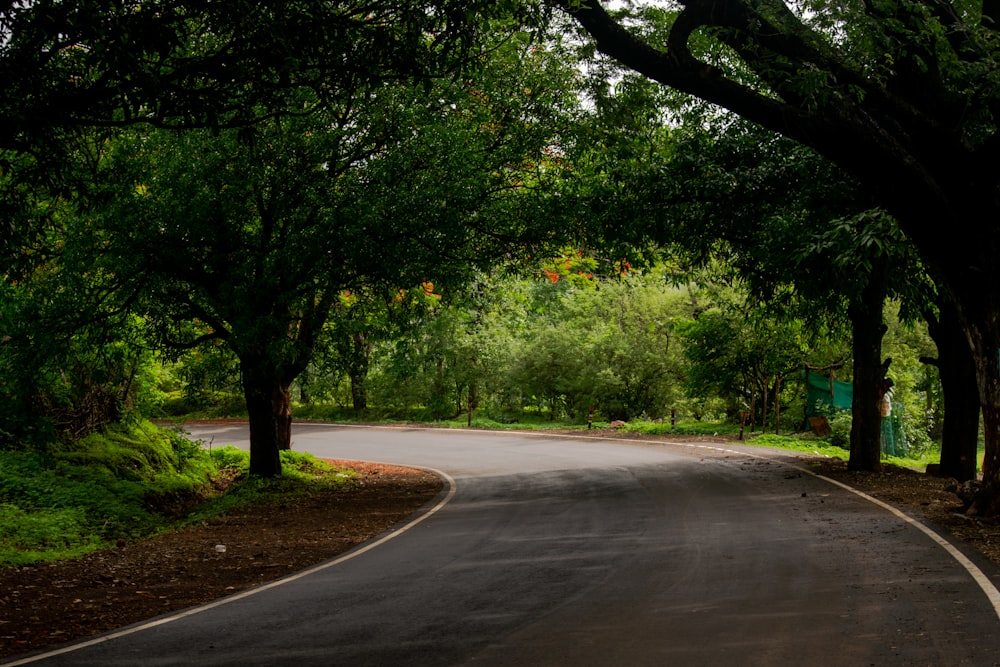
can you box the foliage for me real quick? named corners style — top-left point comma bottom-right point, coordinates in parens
top-left (745, 434), bottom-right (850, 462)
top-left (317, 283), bottom-right (445, 412)
top-left (169, 346), bottom-right (243, 410)
top-left (170, 259), bottom-right (950, 452)
top-left (0, 422), bottom-right (213, 565)
top-left (557, 0), bottom-right (1000, 508)
top-left (0, 1), bottom-right (963, 480)
top-left (500, 266), bottom-right (691, 421)
top-left (826, 411), bottom-right (853, 450)
top-left (0, 1), bottom-right (547, 157)
top-left (0, 277), bottom-right (158, 446)
top-left (58, 28), bottom-right (580, 476)
top-left (0, 425), bottom-right (354, 567)
top-left (744, 432), bottom-right (942, 471)
top-left (621, 420), bottom-right (742, 437)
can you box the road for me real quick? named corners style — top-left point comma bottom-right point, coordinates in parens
top-left (12, 423), bottom-right (1000, 666)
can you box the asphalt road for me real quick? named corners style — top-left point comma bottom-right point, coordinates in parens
top-left (12, 424), bottom-right (1000, 666)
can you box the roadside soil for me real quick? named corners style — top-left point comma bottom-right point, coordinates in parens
top-left (2, 430), bottom-right (998, 662)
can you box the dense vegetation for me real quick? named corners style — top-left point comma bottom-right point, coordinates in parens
top-left (0, 420), bottom-right (353, 567)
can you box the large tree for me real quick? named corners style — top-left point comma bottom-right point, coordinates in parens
top-left (78, 37), bottom-right (576, 476)
top-left (558, 0), bottom-right (1000, 508)
top-left (572, 81), bottom-right (933, 471)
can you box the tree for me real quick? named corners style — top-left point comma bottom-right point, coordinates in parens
top-left (575, 88), bottom-right (936, 469)
top-left (400, 299), bottom-right (519, 420)
top-left (0, 261), bottom-right (154, 446)
top-left (0, 1), bottom-right (540, 147)
top-left (506, 264), bottom-right (689, 421)
top-left (556, 0), bottom-right (1000, 508)
top-left (923, 293), bottom-right (981, 481)
top-left (1, 2), bottom-right (544, 275)
top-left (323, 283), bottom-right (442, 412)
top-left (75, 36), bottom-right (577, 476)
top-left (679, 294), bottom-right (813, 433)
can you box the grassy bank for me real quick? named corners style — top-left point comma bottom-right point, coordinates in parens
top-left (0, 421), bottom-right (353, 567)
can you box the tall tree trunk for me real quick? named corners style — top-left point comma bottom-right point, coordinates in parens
top-left (925, 294), bottom-right (980, 481)
top-left (760, 376), bottom-right (769, 433)
top-left (243, 375), bottom-right (292, 477)
top-left (957, 292), bottom-right (1000, 514)
top-left (848, 256), bottom-right (889, 472)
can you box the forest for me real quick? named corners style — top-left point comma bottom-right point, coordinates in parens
top-left (1, 0), bottom-right (997, 512)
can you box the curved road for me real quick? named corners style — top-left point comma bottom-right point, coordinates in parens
top-left (10, 424), bottom-right (1000, 666)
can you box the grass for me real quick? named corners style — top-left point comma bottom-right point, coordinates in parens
top-left (0, 422), bottom-right (354, 568)
top-left (620, 420), bottom-right (744, 437)
top-left (739, 432), bottom-right (946, 471)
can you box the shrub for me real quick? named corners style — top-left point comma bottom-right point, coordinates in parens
top-left (827, 410), bottom-right (853, 449)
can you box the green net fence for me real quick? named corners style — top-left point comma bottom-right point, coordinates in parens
top-left (803, 370), bottom-right (907, 456)
top-left (804, 370), bottom-right (853, 416)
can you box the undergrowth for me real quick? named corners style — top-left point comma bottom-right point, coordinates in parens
top-left (0, 422), bottom-right (353, 568)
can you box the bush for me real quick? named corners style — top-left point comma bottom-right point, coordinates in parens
top-left (827, 410), bottom-right (852, 449)
top-left (0, 421), bottom-right (221, 566)
top-left (208, 446), bottom-right (250, 470)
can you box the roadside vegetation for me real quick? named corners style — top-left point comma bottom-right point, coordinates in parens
top-left (0, 421), bottom-right (353, 567)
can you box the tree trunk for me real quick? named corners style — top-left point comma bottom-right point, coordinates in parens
top-left (926, 294), bottom-right (980, 481)
top-left (773, 375), bottom-right (782, 434)
top-left (242, 363), bottom-right (293, 477)
top-left (349, 370), bottom-right (368, 411)
top-left (760, 376), bottom-right (769, 433)
top-left (347, 331), bottom-right (370, 412)
top-left (957, 292), bottom-right (1000, 514)
top-left (848, 256), bottom-right (889, 472)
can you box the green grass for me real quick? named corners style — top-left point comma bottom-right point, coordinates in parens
top-left (742, 433), bottom-right (852, 461)
top-left (741, 432), bottom-right (945, 471)
top-left (0, 422), bottom-right (354, 568)
top-left (620, 420), bottom-right (744, 437)
top-left (429, 416), bottom-right (603, 430)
